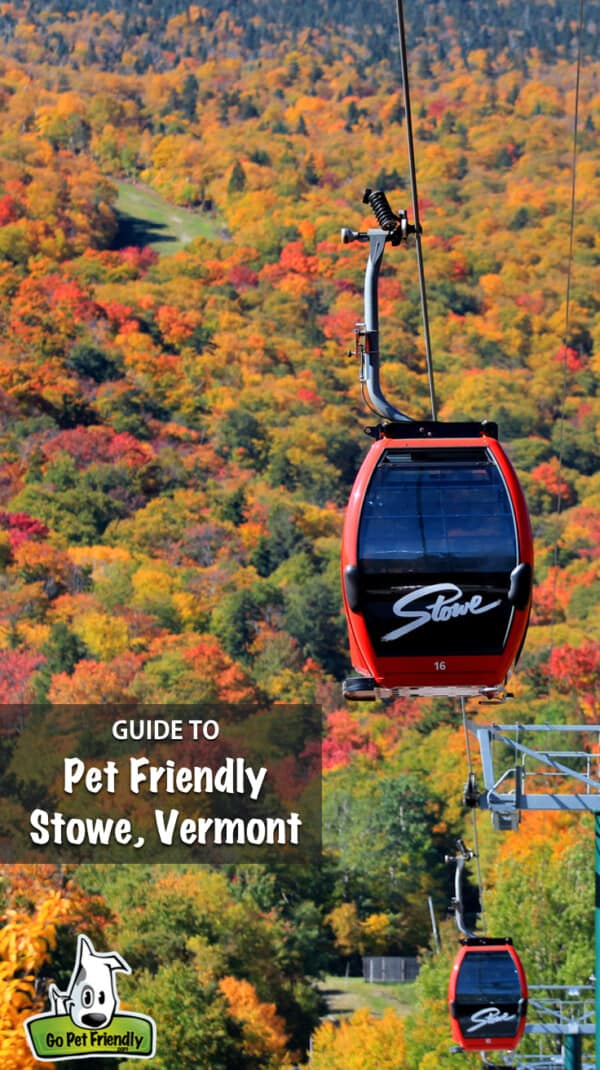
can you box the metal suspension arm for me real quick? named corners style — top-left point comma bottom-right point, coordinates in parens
top-left (445, 839), bottom-right (478, 939)
top-left (341, 189), bottom-right (415, 422)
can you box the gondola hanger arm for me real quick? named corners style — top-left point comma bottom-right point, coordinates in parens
top-left (341, 189), bottom-right (417, 423)
top-left (445, 838), bottom-right (478, 939)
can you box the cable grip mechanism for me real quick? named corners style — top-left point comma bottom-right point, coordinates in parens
top-left (340, 189), bottom-right (418, 248)
top-left (462, 772), bottom-right (480, 808)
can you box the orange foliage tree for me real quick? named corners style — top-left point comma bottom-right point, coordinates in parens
top-left (219, 976), bottom-right (292, 1068)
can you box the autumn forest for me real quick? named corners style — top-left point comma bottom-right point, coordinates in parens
top-left (0, 0), bottom-right (599, 1067)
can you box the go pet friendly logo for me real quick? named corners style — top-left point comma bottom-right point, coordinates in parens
top-left (24, 934), bottom-right (156, 1061)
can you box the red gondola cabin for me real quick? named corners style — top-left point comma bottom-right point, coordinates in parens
top-left (341, 420), bottom-right (533, 700)
top-left (448, 938), bottom-right (528, 1052)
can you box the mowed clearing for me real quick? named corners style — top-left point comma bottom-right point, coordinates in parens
top-left (317, 975), bottom-right (417, 1022)
top-left (114, 180), bottom-right (225, 254)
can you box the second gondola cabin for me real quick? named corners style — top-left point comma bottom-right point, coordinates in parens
top-left (341, 420), bottom-right (533, 700)
top-left (448, 938), bottom-right (528, 1052)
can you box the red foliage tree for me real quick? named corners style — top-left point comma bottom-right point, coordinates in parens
top-left (549, 640), bottom-right (600, 718)
top-left (0, 650), bottom-right (47, 702)
top-left (42, 426), bottom-right (155, 468)
top-left (0, 512), bottom-right (49, 551)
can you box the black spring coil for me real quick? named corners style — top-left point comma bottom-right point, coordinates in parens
top-left (363, 188), bottom-right (398, 231)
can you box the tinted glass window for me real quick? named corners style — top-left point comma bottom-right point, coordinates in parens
top-left (358, 448), bottom-right (517, 575)
top-left (456, 950), bottom-right (521, 1003)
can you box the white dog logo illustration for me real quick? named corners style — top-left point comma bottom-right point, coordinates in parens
top-left (24, 932), bottom-right (155, 1061)
top-left (48, 934), bottom-right (131, 1030)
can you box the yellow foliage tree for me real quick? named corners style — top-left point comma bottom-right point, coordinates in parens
top-left (0, 866), bottom-right (107, 1070)
top-left (72, 609), bottom-right (130, 660)
top-left (326, 902), bottom-right (361, 958)
top-left (309, 1007), bottom-right (407, 1070)
top-left (359, 912), bottom-right (395, 956)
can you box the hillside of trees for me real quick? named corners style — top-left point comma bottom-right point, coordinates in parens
top-left (0, 0), bottom-right (599, 1066)
top-left (2, 0), bottom-right (600, 68)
